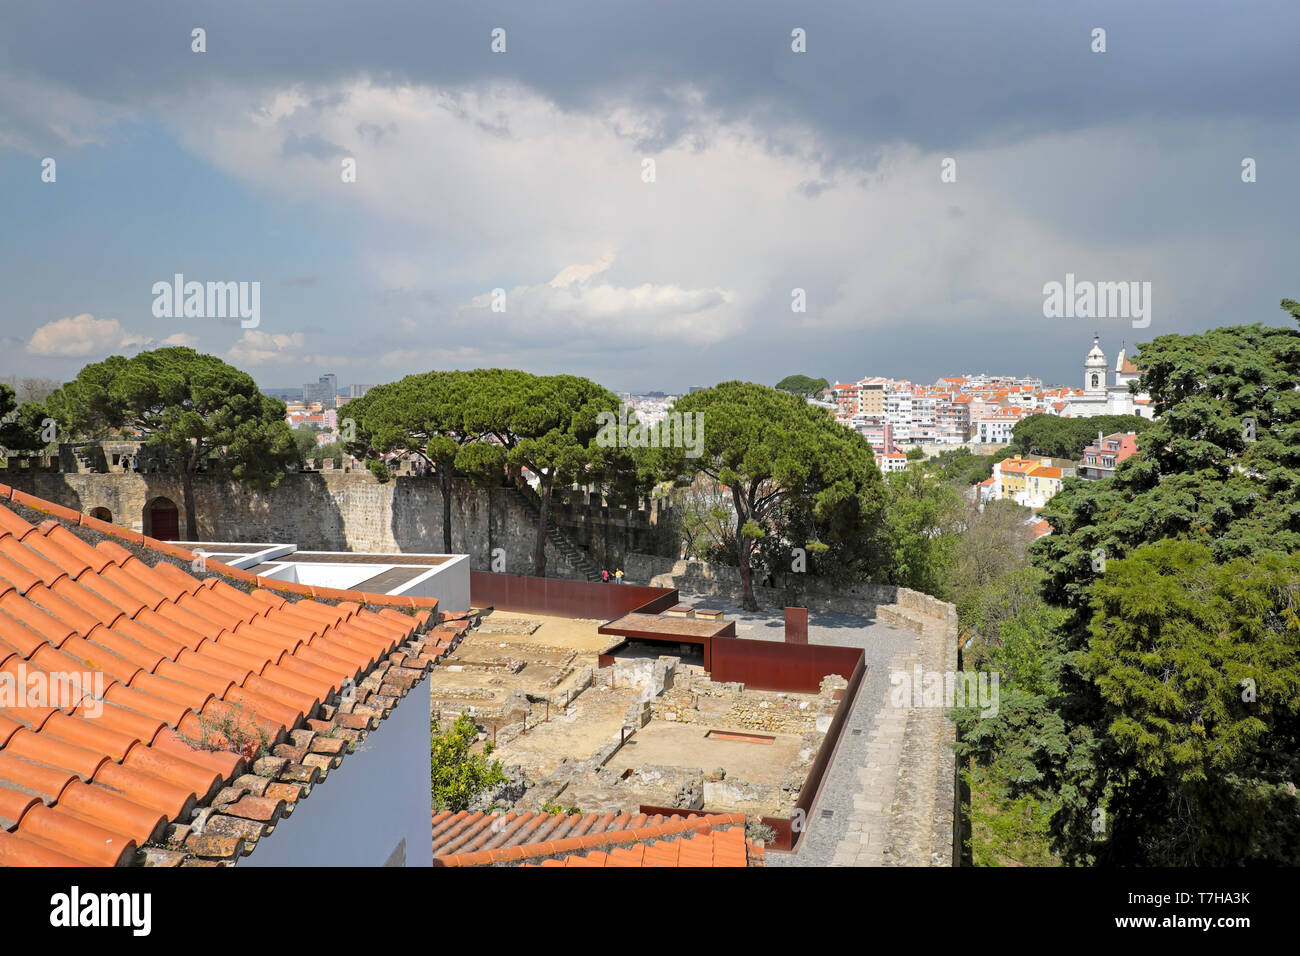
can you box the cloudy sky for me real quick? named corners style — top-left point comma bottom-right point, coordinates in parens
top-left (2, 1), bottom-right (1297, 393)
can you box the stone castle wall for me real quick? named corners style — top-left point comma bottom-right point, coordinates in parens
top-left (0, 467), bottom-right (653, 580)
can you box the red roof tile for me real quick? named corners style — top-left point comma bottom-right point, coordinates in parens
top-left (434, 811), bottom-right (753, 867)
top-left (522, 817), bottom-right (753, 868)
top-left (0, 492), bottom-right (440, 867)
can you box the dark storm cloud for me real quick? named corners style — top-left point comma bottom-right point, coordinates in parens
top-left (2, 0), bottom-right (1297, 161)
top-left (2, 1), bottom-right (1297, 393)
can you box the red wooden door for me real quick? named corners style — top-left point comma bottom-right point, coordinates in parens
top-left (148, 502), bottom-right (180, 540)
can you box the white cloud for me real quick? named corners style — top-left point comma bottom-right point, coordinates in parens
top-left (154, 76), bottom-right (1293, 371)
top-left (377, 344), bottom-right (494, 369)
top-left (26, 314), bottom-right (132, 357)
top-left (160, 82), bottom-right (1104, 331)
top-left (25, 317), bottom-right (203, 359)
top-left (452, 255), bottom-right (737, 346)
top-left (226, 330), bottom-right (306, 365)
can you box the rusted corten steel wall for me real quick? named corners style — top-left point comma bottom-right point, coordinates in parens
top-left (595, 620), bottom-right (737, 671)
top-left (629, 589), bottom-right (681, 617)
top-left (784, 606), bottom-right (809, 644)
top-left (711, 637), bottom-right (861, 693)
top-left (469, 571), bottom-right (676, 621)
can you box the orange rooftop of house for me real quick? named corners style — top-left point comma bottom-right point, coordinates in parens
top-left (0, 482), bottom-right (451, 867)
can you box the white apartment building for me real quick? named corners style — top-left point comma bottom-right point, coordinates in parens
top-left (875, 450), bottom-right (909, 474)
top-left (974, 413), bottom-right (1022, 445)
top-left (885, 390), bottom-right (913, 444)
top-left (935, 400), bottom-right (971, 444)
top-left (854, 416), bottom-right (889, 450)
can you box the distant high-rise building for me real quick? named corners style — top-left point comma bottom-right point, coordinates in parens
top-left (303, 374), bottom-right (338, 406)
top-left (349, 383), bottom-right (373, 398)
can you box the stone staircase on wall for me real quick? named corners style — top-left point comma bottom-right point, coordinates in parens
top-left (504, 483), bottom-right (602, 582)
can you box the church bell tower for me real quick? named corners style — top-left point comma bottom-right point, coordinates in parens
top-left (1084, 334), bottom-right (1107, 395)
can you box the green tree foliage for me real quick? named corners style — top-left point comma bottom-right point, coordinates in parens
top-left (955, 563), bottom-right (1043, 648)
top-left (430, 713), bottom-right (508, 813)
top-left (1036, 303), bottom-right (1300, 609)
top-left (1006, 413), bottom-right (1151, 460)
top-left (953, 564), bottom-right (1074, 865)
top-left (343, 368), bottom-right (632, 572)
top-left (343, 371), bottom-right (502, 554)
top-left (1082, 540), bottom-right (1300, 864)
top-left (976, 299), bottom-right (1300, 865)
top-left (656, 474), bottom-right (734, 561)
top-left (774, 374), bottom-right (829, 397)
top-left (880, 467), bottom-right (962, 598)
top-left (463, 370), bottom-right (629, 576)
top-left (43, 348), bottom-right (296, 539)
top-left (955, 300), bottom-right (1300, 866)
top-left (291, 425), bottom-right (319, 462)
top-left (308, 441), bottom-right (345, 469)
top-left (649, 382), bottom-right (887, 609)
top-left (928, 447), bottom-right (997, 486)
top-left (0, 383), bottom-right (49, 457)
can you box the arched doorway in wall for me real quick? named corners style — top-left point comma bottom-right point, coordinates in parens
top-left (143, 496), bottom-right (180, 540)
top-left (89, 507), bottom-right (113, 523)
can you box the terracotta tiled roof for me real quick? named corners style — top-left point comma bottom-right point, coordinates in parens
top-left (527, 815), bottom-right (755, 868)
top-left (997, 457), bottom-right (1040, 474)
top-left (7, 488), bottom-right (438, 613)
top-left (434, 811), bottom-right (754, 867)
top-left (0, 484), bottom-right (452, 867)
top-left (435, 809), bottom-right (685, 860)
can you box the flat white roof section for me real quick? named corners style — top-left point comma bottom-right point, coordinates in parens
top-left (169, 541), bottom-right (471, 613)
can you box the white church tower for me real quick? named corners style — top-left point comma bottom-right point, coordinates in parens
top-left (1084, 334), bottom-right (1107, 396)
top-left (1065, 335), bottom-right (1155, 420)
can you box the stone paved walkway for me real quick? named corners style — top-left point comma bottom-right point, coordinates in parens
top-left (676, 589), bottom-right (955, 868)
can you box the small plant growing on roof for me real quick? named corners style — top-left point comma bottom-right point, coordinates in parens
top-left (431, 711), bottom-right (508, 813)
top-left (180, 711), bottom-right (273, 761)
top-left (745, 820), bottom-right (776, 845)
top-left (540, 799), bottom-right (582, 816)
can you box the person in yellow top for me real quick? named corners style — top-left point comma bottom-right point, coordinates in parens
top-left (614, 569), bottom-right (624, 584)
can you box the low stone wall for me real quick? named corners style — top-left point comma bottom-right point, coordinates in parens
top-left (624, 552), bottom-right (958, 634)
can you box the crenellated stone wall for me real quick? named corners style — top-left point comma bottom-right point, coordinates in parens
top-left (0, 467), bottom-right (654, 581)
